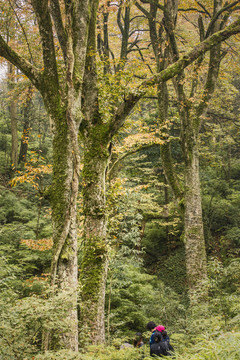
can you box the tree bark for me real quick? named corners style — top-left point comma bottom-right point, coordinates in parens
top-left (183, 133), bottom-right (208, 303)
top-left (79, 128), bottom-right (110, 344)
top-left (78, 1), bottom-right (110, 344)
top-left (146, 0), bottom-right (223, 303)
top-left (47, 108), bottom-right (79, 350)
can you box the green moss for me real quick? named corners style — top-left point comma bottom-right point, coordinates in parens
top-left (61, 236), bottom-right (74, 261)
top-left (47, 105), bottom-right (71, 250)
top-left (187, 225), bottom-right (203, 236)
top-left (79, 235), bottom-right (107, 306)
top-left (82, 123), bottom-right (110, 188)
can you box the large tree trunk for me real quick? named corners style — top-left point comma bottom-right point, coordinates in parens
top-left (44, 108), bottom-right (80, 351)
top-left (184, 137), bottom-right (207, 303)
top-left (79, 0), bottom-right (109, 344)
top-left (79, 126), bottom-right (110, 344)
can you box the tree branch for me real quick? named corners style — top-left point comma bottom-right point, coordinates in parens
top-left (205, 0), bottom-right (240, 38)
top-left (135, 1), bottom-right (150, 18)
top-left (108, 143), bottom-right (158, 178)
top-left (0, 34), bottom-right (42, 89)
top-left (178, 7), bottom-right (206, 14)
top-left (117, 5), bottom-right (131, 72)
top-left (139, 0), bottom-right (164, 11)
top-left (50, 0), bottom-right (67, 63)
top-left (31, 0), bottom-right (59, 87)
top-left (108, 17), bottom-right (240, 137)
top-left (134, 43), bottom-right (154, 74)
top-left (195, 1), bottom-right (211, 17)
top-left (117, 5), bottom-right (124, 35)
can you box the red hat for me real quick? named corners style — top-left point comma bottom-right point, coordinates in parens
top-left (155, 325), bottom-right (165, 332)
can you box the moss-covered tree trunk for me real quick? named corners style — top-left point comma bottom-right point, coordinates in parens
top-left (79, 126), bottom-right (110, 344)
top-left (2, 0), bottom-right (92, 351)
top-left (78, 1), bottom-right (110, 344)
top-left (183, 132), bottom-right (207, 303)
top-left (181, 0), bottom-right (222, 303)
top-left (44, 105), bottom-right (80, 350)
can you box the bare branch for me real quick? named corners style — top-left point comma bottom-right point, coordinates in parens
top-left (178, 7), bottom-right (206, 14)
top-left (134, 42), bottom-right (154, 74)
top-left (195, 1), bottom-right (211, 17)
top-left (117, 6), bottom-right (124, 34)
top-left (135, 1), bottom-right (150, 18)
top-left (130, 15), bottom-right (147, 23)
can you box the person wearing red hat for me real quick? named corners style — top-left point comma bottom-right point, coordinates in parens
top-left (146, 321), bottom-right (165, 346)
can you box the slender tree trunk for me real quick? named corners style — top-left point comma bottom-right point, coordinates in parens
top-left (10, 98), bottom-right (18, 168)
top-left (8, 64), bottom-right (18, 169)
top-left (79, 127), bottom-right (110, 344)
top-left (19, 86), bottom-right (32, 164)
top-left (18, 111), bottom-right (30, 164)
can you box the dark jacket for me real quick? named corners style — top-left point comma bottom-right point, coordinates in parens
top-left (150, 341), bottom-right (169, 357)
top-left (150, 332), bottom-right (174, 357)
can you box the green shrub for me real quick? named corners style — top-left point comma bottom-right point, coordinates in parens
top-left (0, 265), bottom-right (78, 359)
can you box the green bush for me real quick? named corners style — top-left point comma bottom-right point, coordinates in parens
top-left (173, 332), bottom-right (240, 360)
top-left (36, 345), bottom-right (149, 360)
top-left (34, 333), bottom-right (240, 360)
top-left (0, 263), bottom-right (78, 359)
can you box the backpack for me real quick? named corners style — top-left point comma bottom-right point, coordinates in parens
top-left (159, 340), bottom-right (172, 356)
top-left (150, 340), bottom-right (171, 357)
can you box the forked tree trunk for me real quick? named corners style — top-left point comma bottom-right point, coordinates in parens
top-left (79, 127), bottom-right (110, 344)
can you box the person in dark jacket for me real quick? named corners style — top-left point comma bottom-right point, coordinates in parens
top-left (150, 331), bottom-right (169, 357)
top-left (146, 321), bottom-right (165, 346)
top-left (150, 330), bottom-right (174, 357)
